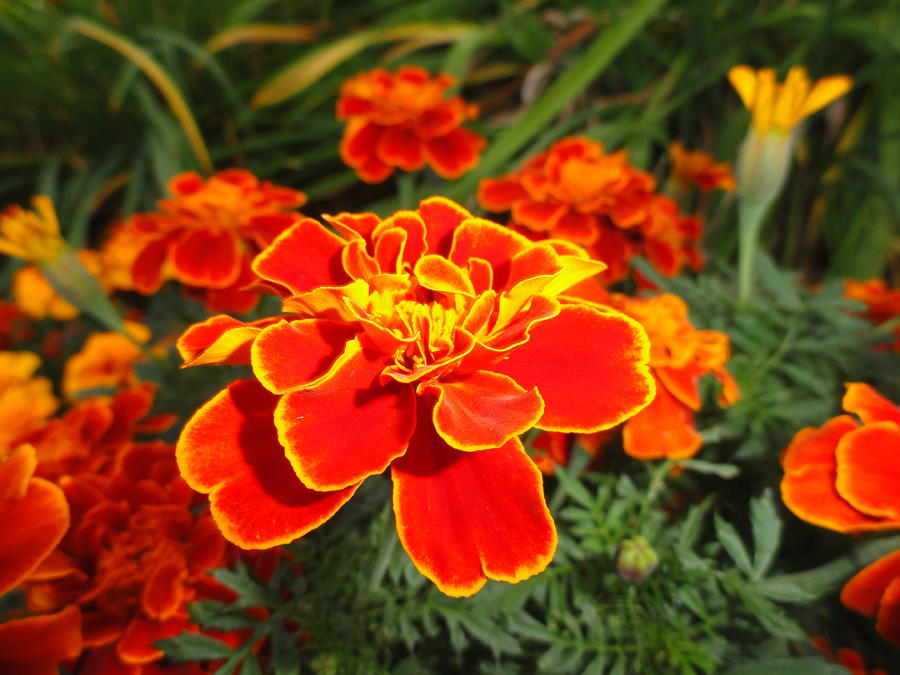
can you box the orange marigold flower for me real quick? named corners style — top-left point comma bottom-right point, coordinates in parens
top-left (781, 383), bottom-right (900, 533)
top-left (176, 196), bottom-right (655, 597)
top-left (841, 550), bottom-right (900, 649)
top-left (62, 322), bottom-right (150, 398)
top-left (478, 136), bottom-right (703, 283)
top-left (337, 65), bottom-right (486, 183)
top-left (668, 142), bottom-right (737, 192)
top-left (107, 169), bottom-right (307, 314)
top-left (22, 441), bottom-right (227, 672)
top-left (607, 293), bottom-right (738, 460)
top-left (0, 195), bottom-right (65, 263)
top-left (844, 278), bottom-right (900, 351)
top-left (0, 351), bottom-right (58, 450)
top-left (728, 65), bottom-right (852, 136)
top-left (811, 635), bottom-right (889, 674)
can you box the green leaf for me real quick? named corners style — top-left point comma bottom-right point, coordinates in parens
top-left (714, 515), bottom-right (753, 575)
top-left (749, 489), bottom-right (781, 579)
top-left (210, 567), bottom-right (279, 607)
top-left (158, 632), bottom-right (235, 662)
top-left (553, 462), bottom-right (595, 509)
top-left (679, 459), bottom-right (740, 479)
top-left (677, 496), bottom-right (714, 551)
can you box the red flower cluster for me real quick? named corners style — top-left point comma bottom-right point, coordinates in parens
top-left (337, 66), bottom-right (486, 183)
top-left (781, 384), bottom-right (900, 646)
top-left (103, 169), bottom-right (307, 313)
top-left (176, 196), bottom-right (654, 596)
top-left (478, 136), bottom-right (703, 283)
top-left (667, 142), bottom-right (736, 193)
top-left (844, 278), bottom-right (900, 352)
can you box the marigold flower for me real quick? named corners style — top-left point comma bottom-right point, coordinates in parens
top-left (0, 351), bottom-right (58, 450)
top-left (176, 196), bottom-right (654, 596)
top-left (478, 136), bottom-right (703, 283)
top-left (781, 383), bottom-right (900, 533)
top-left (107, 169), bottom-right (307, 313)
top-left (668, 142), bottom-right (736, 192)
top-left (608, 293), bottom-right (738, 460)
top-left (337, 66), bottom-right (486, 183)
top-left (844, 278), bottom-right (900, 352)
top-left (728, 66), bottom-right (852, 136)
top-left (22, 441), bottom-right (227, 672)
top-left (62, 322), bottom-right (150, 398)
top-left (840, 550), bottom-right (900, 648)
top-left (0, 195), bottom-right (66, 263)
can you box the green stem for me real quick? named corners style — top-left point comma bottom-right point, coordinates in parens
top-left (736, 200), bottom-right (768, 306)
top-left (760, 534), bottom-right (900, 599)
top-left (396, 172), bottom-right (417, 210)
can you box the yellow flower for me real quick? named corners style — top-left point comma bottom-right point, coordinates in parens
top-left (728, 65), bottom-right (852, 135)
top-left (0, 196), bottom-right (66, 263)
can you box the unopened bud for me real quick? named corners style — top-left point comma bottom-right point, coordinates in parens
top-left (616, 536), bottom-right (658, 583)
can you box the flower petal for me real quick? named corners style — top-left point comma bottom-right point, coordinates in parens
top-left (142, 557), bottom-right (187, 620)
top-left (392, 414), bottom-right (556, 597)
top-left (418, 196), bottom-right (471, 256)
top-left (170, 227), bottom-right (242, 289)
top-left (622, 376), bottom-right (702, 460)
top-left (117, 616), bottom-right (187, 665)
top-left (176, 379), bottom-right (359, 548)
top-left (841, 550), bottom-right (900, 616)
top-left (491, 303), bottom-right (654, 432)
top-left (131, 237), bottom-right (170, 294)
top-left (449, 217), bottom-right (532, 288)
top-left (423, 127), bottom-right (484, 179)
top-left (275, 341), bottom-right (416, 491)
top-left (876, 575), bottom-right (900, 646)
top-left (843, 382), bottom-right (900, 425)
top-left (0, 606), bottom-right (82, 671)
top-left (252, 217), bottom-right (350, 296)
top-left (251, 319), bottom-right (357, 394)
top-left (375, 126), bottom-right (425, 171)
top-left (834, 422), bottom-right (900, 519)
top-left (780, 416), bottom-right (900, 532)
top-left (177, 314), bottom-right (265, 367)
top-left (424, 370), bottom-right (544, 451)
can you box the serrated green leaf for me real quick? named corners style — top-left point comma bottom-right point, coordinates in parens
top-left (677, 496), bottom-right (714, 551)
top-left (158, 632), bottom-right (235, 662)
top-left (714, 515), bottom-right (753, 575)
top-left (680, 459), bottom-right (740, 479)
top-left (721, 657), bottom-right (848, 675)
top-left (553, 463), bottom-right (595, 509)
top-left (749, 489), bottom-right (781, 579)
top-left (210, 567), bottom-right (279, 608)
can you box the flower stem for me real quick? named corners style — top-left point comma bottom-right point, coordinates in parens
top-left (736, 200), bottom-right (767, 305)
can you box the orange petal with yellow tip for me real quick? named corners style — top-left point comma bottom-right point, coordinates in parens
top-left (274, 341), bottom-right (416, 491)
top-left (170, 227), bottom-right (242, 289)
top-left (176, 379), bottom-right (359, 548)
top-left (414, 255), bottom-right (475, 296)
top-left (251, 217), bottom-right (349, 296)
top-left (0, 606), bottom-right (82, 674)
top-left (841, 550), bottom-right (900, 616)
top-left (0, 446), bottom-right (70, 595)
top-left (250, 319), bottom-right (356, 394)
top-left (392, 411), bottom-right (556, 597)
top-left (491, 303), bottom-right (654, 433)
top-left (176, 314), bottom-right (264, 367)
top-left (834, 422), bottom-right (900, 519)
top-left (843, 382), bottom-right (900, 425)
top-left (623, 377), bottom-right (702, 460)
top-left (117, 616), bottom-right (187, 665)
top-left (424, 370), bottom-right (544, 451)
top-left (448, 217), bottom-right (532, 284)
top-left (417, 196), bottom-right (472, 256)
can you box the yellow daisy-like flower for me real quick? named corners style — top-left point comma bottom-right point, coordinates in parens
top-left (728, 65), bottom-right (852, 135)
top-left (0, 196), bottom-right (66, 263)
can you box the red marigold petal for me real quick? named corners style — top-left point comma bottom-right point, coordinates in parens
top-left (251, 319), bottom-right (356, 394)
top-left (424, 370), bottom-right (544, 451)
top-left (423, 127), bottom-right (485, 179)
top-left (131, 237), bottom-right (170, 294)
top-left (340, 119), bottom-right (380, 168)
top-left (477, 178), bottom-right (530, 212)
top-left (834, 422), bottom-right (900, 519)
top-left (418, 196), bottom-right (471, 256)
top-left (490, 303), bottom-right (654, 432)
top-left (449, 217), bottom-right (532, 286)
top-left (177, 379), bottom-right (360, 548)
top-left (177, 315), bottom-right (264, 367)
top-left (0, 606), bottom-right (82, 669)
top-left (413, 99), bottom-right (466, 140)
top-left (843, 383), bottom-right (900, 425)
top-left (142, 558), bottom-right (188, 620)
top-left (170, 228), bottom-right (242, 289)
top-left (357, 154), bottom-right (395, 184)
top-left (275, 341), bottom-right (416, 491)
top-left (511, 201), bottom-right (567, 233)
top-left (375, 126), bottom-right (425, 171)
top-left (622, 377), bottom-right (702, 460)
top-left (117, 616), bottom-right (187, 665)
top-left (780, 416), bottom-right (899, 532)
top-left (876, 575), bottom-right (900, 646)
top-left (841, 550), bottom-right (900, 616)
top-left (392, 415), bottom-right (556, 597)
top-left (0, 456), bottom-right (70, 595)
top-left (656, 364), bottom-right (704, 410)
top-left (552, 211), bottom-right (599, 246)
top-left (0, 443), bottom-right (34, 500)
top-left (252, 217), bottom-right (350, 296)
